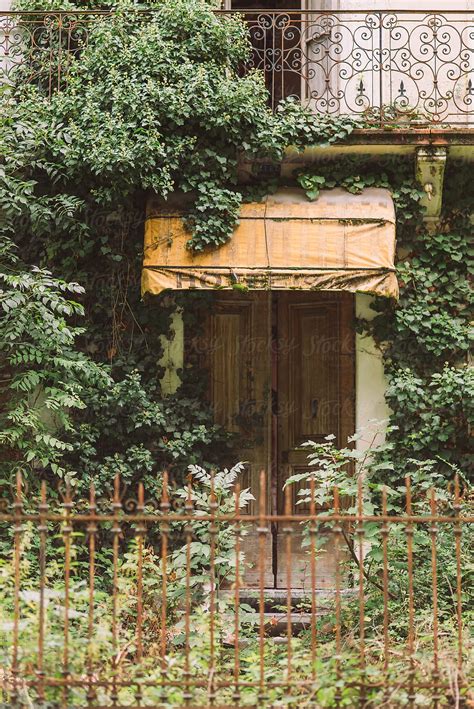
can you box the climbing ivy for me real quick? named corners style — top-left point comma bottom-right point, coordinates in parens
top-left (1, 0), bottom-right (472, 492)
top-left (297, 158), bottom-right (473, 478)
top-left (1, 0), bottom-right (363, 491)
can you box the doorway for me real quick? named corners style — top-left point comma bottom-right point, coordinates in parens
top-left (198, 291), bottom-right (355, 588)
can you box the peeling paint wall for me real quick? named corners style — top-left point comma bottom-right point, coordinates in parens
top-left (159, 308), bottom-right (183, 395)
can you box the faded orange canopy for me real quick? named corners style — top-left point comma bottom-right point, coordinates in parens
top-left (142, 187), bottom-right (398, 299)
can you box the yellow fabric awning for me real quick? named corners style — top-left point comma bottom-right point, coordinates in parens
top-left (142, 187), bottom-right (398, 299)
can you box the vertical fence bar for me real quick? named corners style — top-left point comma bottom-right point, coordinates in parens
top-left (208, 471), bottom-right (217, 706)
top-left (430, 488), bottom-right (440, 708)
top-left (271, 13), bottom-right (276, 109)
top-left (309, 476), bottom-right (317, 684)
top-left (46, 16), bottom-right (55, 98)
top-left (160, 471), bottom-right (170, 704)
top-left (333, 485), bottom-right (342, 709)
top-left (357, 476), bottom-right (366, 706)
top-left (378, 10), bottom-right (384, 128)
top-left (405, 476), bottom-right (416, 708)
top-left (56, 12), bottom-right (63, 93)
top-left (111, 475), bottom-right (122, 707)
top-left (262, 14), bottom-right (268, 110)
top-left (280, 13), bottom-right (285, 106)
top-left (381, 485), bottom-right (390, 703)
top-left (432, 10), bottom-right (439, 124)
top-left (233, 481), bottom-right (241, 706)
top-left (284, 484), bottom-right (292, 693)
top-left (258, 470), bottom-right (267, 704)
top-left (10, 472), bottom-right (23, 708)
top-left (323, 9), bottom-right (330, 115)
top-left (134, 482), bottom-right (145, 706)
top-left (36, 481), bottom-right (48, 708)
top-left (61, 482), bottom-right (73, 709)
top-left (86, 483), bottom-right (97, 707)
top-left (454, 474), bottom-right (463, 678)
top-left (64, 13), bottom-right (72, 89)
top-left (183, 478), bottom-right (194, 706)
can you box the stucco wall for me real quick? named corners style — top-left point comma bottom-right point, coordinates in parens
top-left (355, 294), bottom-right (390, 452)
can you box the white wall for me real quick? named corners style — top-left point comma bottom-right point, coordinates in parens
top-left (355, 294), bottom-right (390, 452)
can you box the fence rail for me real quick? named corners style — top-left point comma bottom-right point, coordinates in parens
top-left (1, 9), bottom-right (474, 126)
top-left (0, 470), bottom-right (472, 708)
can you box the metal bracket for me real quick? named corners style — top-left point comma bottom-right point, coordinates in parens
top-left (415, 147), bottom-right (447, 227)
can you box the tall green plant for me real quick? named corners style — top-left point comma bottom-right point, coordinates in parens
top-left (286, 432), bottom-right (473, 632)
top-left (0, 238), bottom-right (111, 482)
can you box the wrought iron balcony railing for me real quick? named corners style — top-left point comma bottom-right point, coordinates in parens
top-left (235, 9), bottom-right (474, 127)
top-left (1, 9), bottom-right (474, 127)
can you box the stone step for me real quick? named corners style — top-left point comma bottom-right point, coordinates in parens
top-left (219, 587), bottom-right (355, 612)
top-left (234, 610), bottom-right (317, 635)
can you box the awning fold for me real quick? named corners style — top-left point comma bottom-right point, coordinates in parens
top-left (142, 187), bottom-right (398, 299)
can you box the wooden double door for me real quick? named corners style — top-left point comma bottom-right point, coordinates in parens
top-left (204, 291), bottom-right (354, 588)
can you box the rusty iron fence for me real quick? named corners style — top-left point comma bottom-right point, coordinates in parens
top-left (1, 9), bottom-right (474, 126)
top-left (0, 470), bottom-right (472, 708)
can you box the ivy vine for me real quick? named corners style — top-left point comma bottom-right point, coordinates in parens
top-left (1, 1), bottom-right (363, 493)
top-left (0, 0), bottom-right (472, 494)
top-left (297, 158), bottom-right (473, 478)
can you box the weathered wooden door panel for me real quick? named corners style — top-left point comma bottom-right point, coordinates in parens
top-left (206, 292), bottom-right (274, 586)
top-left (276, 292), bottom-right (354, 588)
